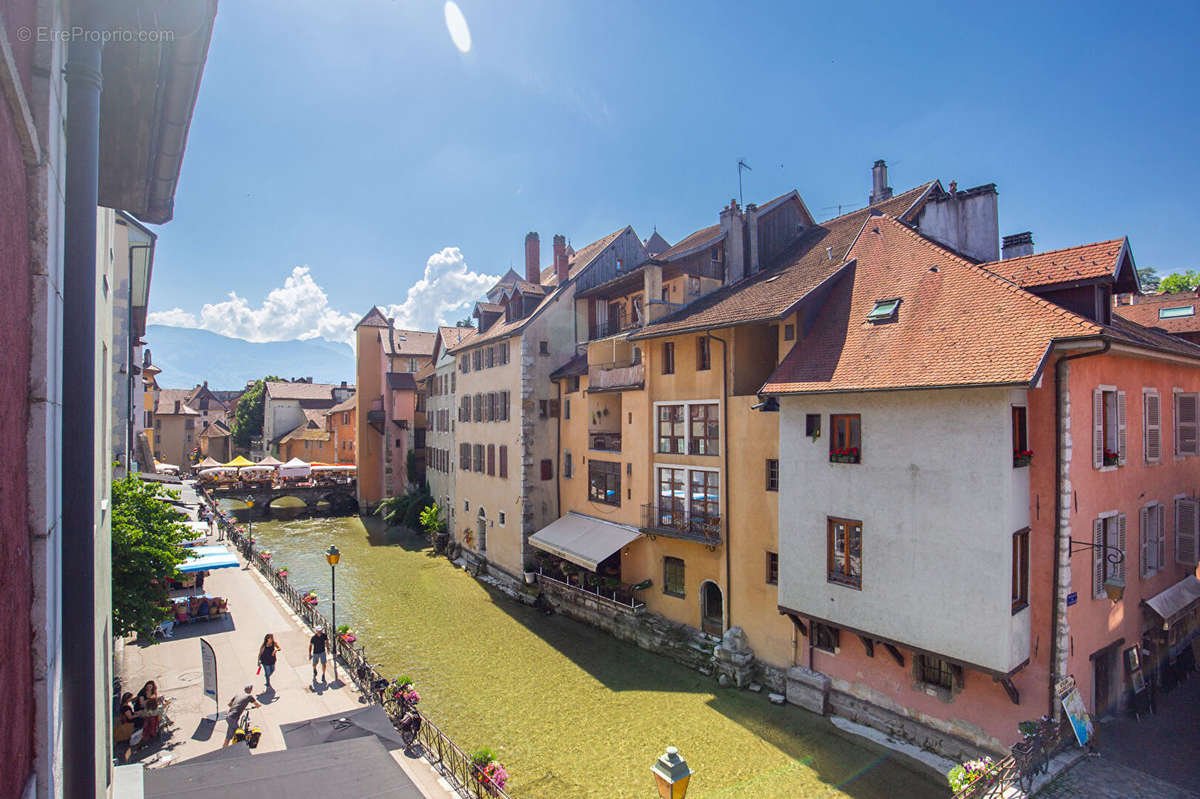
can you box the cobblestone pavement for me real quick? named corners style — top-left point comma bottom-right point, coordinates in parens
top-left (1036, 754), bottom-right (1199, 799)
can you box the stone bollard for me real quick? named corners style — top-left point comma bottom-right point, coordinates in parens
top-left (785, 666), bottom-right (830, 715)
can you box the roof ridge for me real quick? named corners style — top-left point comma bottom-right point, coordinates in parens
top-left (817, 181), bottom-right (937, 226)
top-left (981, 237), bottom-right (1126, 266)
top-left (875, 215), bottom-right (1103, 334)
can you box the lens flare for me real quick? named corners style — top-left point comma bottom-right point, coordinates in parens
top-left (444, 1), bottom-right (471, 54)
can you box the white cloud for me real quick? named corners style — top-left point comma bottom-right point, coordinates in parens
top-left (382, 247), bottom-right (498, 331)
top-left (146, 252), bottom-right (497, 344)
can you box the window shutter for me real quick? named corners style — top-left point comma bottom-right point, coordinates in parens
top-left (1176, 498), bottom-right (1198, 566)
top-left (1145, 392), bottom-right (1161, 462)
top-left (1140, 506), bottom-right (1150, 578)
top-left (1116, 513), bottom-right (1127, 582)
top-left (1177, 392), bottom-right (1199, 456)
top-left (1157, 504), bottom-right (1167, 571)
top-left (1093, 517), bottom-right (1105, 599)
top-left (1117, 391), bottom-right (1127, 465)
top-left (1093, 389), bottom-right (1104, 469)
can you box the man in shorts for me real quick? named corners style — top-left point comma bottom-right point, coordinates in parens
top-left (309, 626), bottom-right (329, 683)
top-left (223, 685), bottom-right (261, 748)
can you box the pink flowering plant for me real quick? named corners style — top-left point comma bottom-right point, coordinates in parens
top-left (471, 748), bottom-right (509, 794)
top-left (947, 756), bottom-right (996, 793)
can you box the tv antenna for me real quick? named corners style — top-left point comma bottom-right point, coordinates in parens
top-left (737, 158), bottom-right (752, 206)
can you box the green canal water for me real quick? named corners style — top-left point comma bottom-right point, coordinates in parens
top-left (246, 512), bottom-right (948, 799)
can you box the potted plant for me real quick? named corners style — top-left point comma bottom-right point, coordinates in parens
top-left (260, 550), bottom-right (272, 562)
top-left (336, 623), bottom-right (356, 644)
top-left (830, 446), bottom-right (860, 464)
top-left (1103, 448), bottom-right (1119, 467)
top-left (559, 561), bottom-right (578, 585)
top-left (946, 756), bottom-right (996, 795)
top-left (523, 561), bottom-right (538, 585)
top-left (303, 591), bottom-right (318, 605)
top-left (276, 565), bottom-right (289, 578)
top-left (471, 748), bottom-right (509, 796)
top-left (1013, 449), bottom-right (1033, 467)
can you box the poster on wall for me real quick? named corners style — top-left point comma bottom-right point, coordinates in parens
top-left (1058, 676), bottom-right (1094, 746)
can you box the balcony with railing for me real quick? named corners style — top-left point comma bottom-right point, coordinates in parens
top-left (588, 308), bottom-right (640, 341)
top-left (640, 503), bottom-right (722, 545)
top-left (366, 396), bottom-right (386, 433)
top-left (588, 359), bottom-right (644, 392)
top-left (588, 432), bottom-right (622, 452)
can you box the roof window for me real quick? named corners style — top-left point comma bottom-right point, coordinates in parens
top-left (1159, 305), bottom-right (1195, 319)
top-left (866, 298), bottom-right (901, 323)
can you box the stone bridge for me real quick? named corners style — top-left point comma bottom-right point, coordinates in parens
top-left (208, 482), bottom-right (359, 517)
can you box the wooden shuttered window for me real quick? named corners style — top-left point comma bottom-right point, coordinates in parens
top-left (487, 444), bottom-right (495, 476)
top-left (1140, 504), bottom-right (1167, 578)
top-left (459, 443), bottom-right (470, 470)
top-left (1093, 390), bottom-right (1104, 469)
top-left (540, 459), bottom-right (553, 480)
top-left (1175, 391), bottom-right (1199, 456)
top-left (1176, 497), bottom-right (1199, 567)
top-left (1093, 388), bottom-right (1126, 467)
top-left (499, 445), bottom-right (508, 478)
top-left (1118, 391), bottom-right (1128, 465)
top-left (1144, 390), bottom-right (1162, 463)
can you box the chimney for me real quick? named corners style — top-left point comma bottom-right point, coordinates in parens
top-left (1002, 232), bottom-right (1034, 260)
top-left (174, 400), bottom-right (180, 413)
top-left (386, 317), bottom-right (395, 328)
top-left (553, 234), bottom-right (568, 285)
top-left (719, 199), bottom-right (745, 284)
top-left (525, 232), bottom-right (541, 285)
top-left (869, 159), bottom-right (893, 205)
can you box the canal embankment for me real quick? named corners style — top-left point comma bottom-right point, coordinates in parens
top-left (223, 504), bottom-right (948, 799)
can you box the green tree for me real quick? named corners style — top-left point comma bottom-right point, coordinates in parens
top-left (230, 375), bottom-right (281, 449)
top-left (377, 481), bottom-right (433, 530)
top-left (1159, 270), bottom-right (1200, 294)
top-left (454, 318), bottom-right (474, 328)
top-left (110, 475), bottom-right (193, 637)
top-left (1137, 267), bottom-right (1160, 292)
top-left (419, 502), bottom-right (446, 537)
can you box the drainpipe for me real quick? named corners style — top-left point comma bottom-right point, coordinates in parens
top-left (707, 333), bottom-right (731, 631)
top-left (62, 5), bottom-right (104, 796)
top-left (554, 380), bottom-right (562, 527)
top-left (1050, 337), bottom-right (1109, 720)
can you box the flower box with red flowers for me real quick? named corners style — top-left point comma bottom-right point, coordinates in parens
top-left (1013, 449), bottom-right (1033, 467)
top-left (1103, 449), bottom-right (1119, 467)
top-left (829, 446), bottom-right (860, 464)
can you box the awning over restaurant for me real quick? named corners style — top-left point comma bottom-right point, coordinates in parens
top-left (195, 456), bottom-right (222, 469)
top-left (177, 545), bottom-right (238, 573)
top-left (1144, 575), bottom-right (1200, 628)
top-left (529, 512), bottom-right (641, 571)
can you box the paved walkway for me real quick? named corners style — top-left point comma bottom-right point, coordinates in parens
top-left (119, 519), bottom-right (452, 798)
top-left (1035, 754), bottom-right (1199, 799)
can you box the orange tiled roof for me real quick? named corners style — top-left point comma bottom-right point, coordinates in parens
top-left (154, 389), bottom-right (201, 415)
top-left (761, 215), bottom-right (1104, 394)
top-left (658, 223), bottom-right (723, 260)
top-left (981, 239), bottom-right (1126, 289)
top-left (1115, 295), bottom-right (1200, 334)
top-left (382, 328), bottom-right (436, 357)
top-left (631, 183), bottom-right (936, 339)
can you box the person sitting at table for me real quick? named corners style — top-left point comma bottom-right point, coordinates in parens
top-left (136, 681), bottom-right (161, 739)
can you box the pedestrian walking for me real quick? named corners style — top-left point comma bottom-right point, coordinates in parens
top-left (222, 685), bottom-right (261, 748)
top-left (257, 633), bottom-right (281, 690)
top-left (309, 626), bottom-right (328, 683)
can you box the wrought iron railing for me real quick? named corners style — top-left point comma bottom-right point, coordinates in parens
top-left (950, 715), bottom-right (1072, 799)
top-left (640, 503), bottom-right (722, 545)
top-left (535, 566), bottom-right (645, 611)
top-left (205, 490), bottom-right (513, 799)
top-left (589, 311), bottom-right (639, 340)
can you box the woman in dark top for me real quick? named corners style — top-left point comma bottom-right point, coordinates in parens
top-left (137, 680), bottom-right (160, 738)
top-left (258, 633), bottom-right (281, 690)
top-left (117, 692), bottom-right (138, 761)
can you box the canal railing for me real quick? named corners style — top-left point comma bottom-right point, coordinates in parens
top-left (205, 494), bottom-right (513, 799)
top-left (536, 566), bottom-right (646, 612)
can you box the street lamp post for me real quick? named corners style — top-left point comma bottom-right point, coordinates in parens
top-left (325, 544), bottom-right (341, 682)
top-left (651, 746), bottom-right (692, 799)
top-left (245, 497), bottom-right (254, 540)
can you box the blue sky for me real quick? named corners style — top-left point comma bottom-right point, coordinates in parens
top-left (147, 0), bottom-right (1200, 343)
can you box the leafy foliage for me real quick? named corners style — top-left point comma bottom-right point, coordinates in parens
top-left (377, 482), bottom-right (434, 530)
top-left (1137, 267), bottom-right (1160, 291)
top-left (455, 318), bottom-right (474, 328)
top-left (230, 376), bottom-right (281, 449)
top-left (110, 475), bottom-right (193, 637)
top-left (419, 502), bottom-right (446, 538)
top-left (1159, 270), bottom-right (1200, 294)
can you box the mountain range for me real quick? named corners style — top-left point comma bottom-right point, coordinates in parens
top-left (145, 325), bottom-right (355, 390)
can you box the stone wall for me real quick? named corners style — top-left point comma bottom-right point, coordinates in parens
top-left (828, 689), bottom-right (993, 762)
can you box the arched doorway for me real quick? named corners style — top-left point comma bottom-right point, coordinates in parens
top-left (476, 507), bottom-right (488, 552)
top-left (700, 581), bottom-right (723, 637)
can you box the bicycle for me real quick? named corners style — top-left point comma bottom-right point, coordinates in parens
top-left (1012, 716), bottom-right (1057, 793)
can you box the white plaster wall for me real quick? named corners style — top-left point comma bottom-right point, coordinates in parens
top-left (777, 386), bottom-right (1030, 673)
top-left (427, 354), bottom-right (457, 532)
top-left (266, 398), bottom-right (303, 455)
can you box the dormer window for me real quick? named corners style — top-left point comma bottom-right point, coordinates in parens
top-left (710, 246), bottom-right (720, 262)
top-left (866, 298), bottom-right (901, 323)
top-left (1159, 305), bottom-right (1195, 319)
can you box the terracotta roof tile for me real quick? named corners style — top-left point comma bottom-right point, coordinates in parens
top-left (381, 328), bottom-right (437, 357)
top-left (761, 216), bottom-right (1103, 395)
top-left (981, 239), bottom-right (1126, 288)
top-left (265, 381), bottom-right (346, 401)
top-left (328, 395), bottom-right (357, 413)
top-left (632, 183), bottom-right (936, 339)
top-left (155, 389), bottom-right (201, 415)
top-left (1114, 295), bottom-right (1200, 334)
top-left (658, 224), bottom-right (723, 260)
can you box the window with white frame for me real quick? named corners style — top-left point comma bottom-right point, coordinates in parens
top-left (1175, 390), bottom-right (1199, 456)
top-left (656, 401), bottom-right (719, 456)
top-left (1140, 502), bottom-right (1166, 578)
top-left (1092, 512), bottom-right (1126, 599)
top-left (1093, 387), bottom-right (1126, 468)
